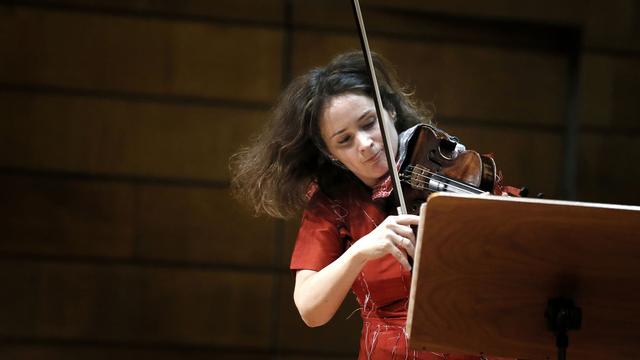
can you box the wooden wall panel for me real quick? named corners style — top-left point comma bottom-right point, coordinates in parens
top-left (280, 355), bottom-right (354, 360)
top-left (294, 0), bottom-right (580, 48)
top-left (21, 0), bottom-right (285, 23)
top-left (289, 33), bottom-right (359, 77)
top-left (293, 0), bottom-right (584, 30)
top-left (363, 0), bottom-right (586, 25)
top-left (0, 93), bottom-right (268, 181)
top-left (293, 0), bottom-right (442, 36)
top-left (442, 125), bottom-right (564, 198)
top-left (611, 57), bottom-right (640, 127)
top-left (291, 32), bottom-right (568, 126)
top-left (577, 133), bottom-right (640, 205)
top-left (0, 346), bottom-right (354, 360)
top-left (578, 53), bottom-right (640, 205)
top-left (0, 175), bottom-right (135, 258)
top-left (582, 55), bottom-right (640, 129)
top-left (276, 274), bottom-right (361, 355)
top-left (584, 0), bottom-right (640, 51)
top-left (0, 261), bottom-right (39, 336)
top-left (0, 175), bottom-right (277, 266)
top-left (136, 185), bottom-right (277, 266)
top-left (0, 6), bottom-right (282, 102)
top-left (0, 347), bottom-right (267, 360)
top-left (0, 261), bottom-right (273, 347)
top-left (281, 218), bottom-right (301, 269)
top-left (581, 55), bottom-right (614, 127)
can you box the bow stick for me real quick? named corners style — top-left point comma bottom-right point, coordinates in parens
top-left (351, 0), bottom-right (408, 215)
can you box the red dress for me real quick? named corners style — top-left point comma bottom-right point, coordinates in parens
top-left (290, 180), bottom-right (512, 360)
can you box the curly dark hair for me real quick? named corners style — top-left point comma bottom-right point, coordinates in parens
top-left (230, 51), bottom-right (433, 218)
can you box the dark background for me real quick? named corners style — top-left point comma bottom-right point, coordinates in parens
top-left (1, 0), bottom-right (639, 359)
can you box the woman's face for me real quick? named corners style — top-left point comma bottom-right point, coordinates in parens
top-left (319, 93), bottom-right (398, 188)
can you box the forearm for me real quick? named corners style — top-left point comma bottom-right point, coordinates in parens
top-left (293, 214), bottom-right (419, 327)
top-left (294, 245), bottom-right (367, 327)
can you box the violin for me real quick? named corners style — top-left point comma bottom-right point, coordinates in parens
top-left (396, 124), bottom-right (527, 214)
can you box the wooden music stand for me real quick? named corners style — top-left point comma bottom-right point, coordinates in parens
top-left (406, 193), bottom-right (640, 360)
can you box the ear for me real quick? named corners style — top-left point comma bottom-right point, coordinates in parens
top-left (385, 104), bottom-right (397, 121)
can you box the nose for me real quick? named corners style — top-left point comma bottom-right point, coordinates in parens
top-left (356, 131), bottom-right (373, 153)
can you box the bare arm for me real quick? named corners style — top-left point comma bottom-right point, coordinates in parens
top-left (293, 214), bottom-right (419, 327)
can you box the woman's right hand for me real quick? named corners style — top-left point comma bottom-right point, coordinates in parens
top-left (349, 214), bottom-right (420, 270)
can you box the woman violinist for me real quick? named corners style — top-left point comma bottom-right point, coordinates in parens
top-left (231, 51), bottom-right (512, 360)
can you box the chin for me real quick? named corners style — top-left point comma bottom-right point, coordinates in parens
top-left (370, 169), bottom-right (388, 182)
top-left (375, 163), bottom-right (389, 176)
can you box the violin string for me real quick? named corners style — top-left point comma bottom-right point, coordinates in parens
top-left (405, 171), bottom-right (480, 194)
top-left (408, 179), bottom-right (478, 194)
top-left (401, 165), bottom-right (483, 194)
top-left (417, 175), bottom-right (479, 194)
top-left (405, 164), bottom-right (480, 192)
top-left (400, 173), bottom-right (477, 194)
top-left (414, 180), bottom-right (477, 194)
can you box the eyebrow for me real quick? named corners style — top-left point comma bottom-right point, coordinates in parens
top-left (329, 109), bottom-right (374, 139)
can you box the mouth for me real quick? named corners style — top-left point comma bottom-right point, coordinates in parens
top-left (365, 150), bottom-right (382, 163)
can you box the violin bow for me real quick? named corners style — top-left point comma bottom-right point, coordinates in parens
top-left (351, 0), bottom-right (408, 215)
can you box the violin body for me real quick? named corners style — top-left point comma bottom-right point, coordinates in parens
top-left (398, 124), bottom-right (503, 213)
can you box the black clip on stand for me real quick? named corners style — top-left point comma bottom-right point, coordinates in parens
top-left (545, 298), bottom-right (582, 360)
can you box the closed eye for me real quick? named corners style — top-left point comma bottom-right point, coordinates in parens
top-left (363, 119), bottom-right (376, 130)
top-left (337, 135), bottom-right (351, 145)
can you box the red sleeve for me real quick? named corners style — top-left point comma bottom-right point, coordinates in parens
top-left (289, 191), bottom-right (347, 271)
